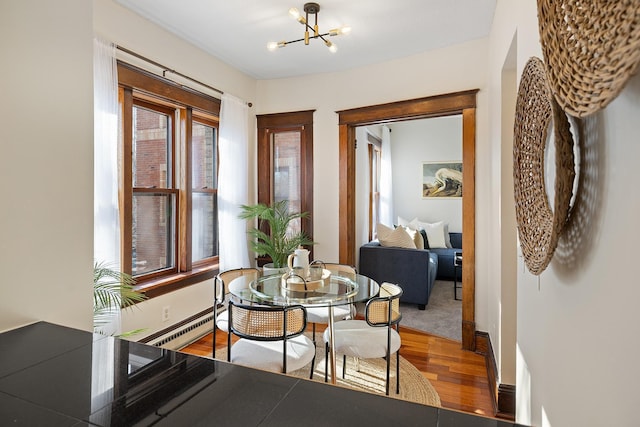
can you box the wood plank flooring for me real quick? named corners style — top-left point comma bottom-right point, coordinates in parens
top-left (180, 324), bottom-right (495, 418)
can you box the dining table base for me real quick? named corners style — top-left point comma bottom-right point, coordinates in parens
top-left (327, 306), bottom-right (337, 384)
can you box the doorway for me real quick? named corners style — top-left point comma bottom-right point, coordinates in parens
top-left (336, 90), bottom-right (478, 350)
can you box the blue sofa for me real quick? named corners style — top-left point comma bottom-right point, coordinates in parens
top-left (429, 232), bottom-right (462, 281)
top-left (358, 232), bottom-right (462, 309)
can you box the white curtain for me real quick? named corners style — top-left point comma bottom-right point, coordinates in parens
top-left (379, 125), bottom-right (394, 227)
top-left (93, 37), bottom-right (120, 268)
top-left (218, 93), bottom-right (250, 271)
top-left (91, 37), bottom-right (119, 415)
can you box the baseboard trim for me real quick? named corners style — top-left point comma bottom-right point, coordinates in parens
top-left (138, 307), bottom-right (213, 344)
top-left (498, 384), bottom-right (516, 418)
top-left (475, 331), bottom-right (515, 421)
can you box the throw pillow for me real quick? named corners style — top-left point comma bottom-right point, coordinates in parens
top-left (397, 216), bottom-right (417, 228)
top-left (419, 229), bottom-right (430, 249)
top-left (416, 219), bottom-right (452, 249)
top-left (377, 223), bottom-right (416, 249)
top-left (402, 226), bottom-right (424, 250)
top-left (443, 223), bottom-right (453, 248)
top-left (421, 221), bottom-right (447, 249)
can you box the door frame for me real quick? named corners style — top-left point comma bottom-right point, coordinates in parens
top-left (336, 90), bottom-right (478, 350)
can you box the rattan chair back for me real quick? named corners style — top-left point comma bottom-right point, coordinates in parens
top-left (215, 267), bottom-right (260, 303)
top-left (365, 282), bottom-right (403, 327)
top-left (228, 301), bottom-right (307, 341)
top-left (213, 267), bottom-right (260, 358)
top-left (323, 263), bottom-right (357, 274)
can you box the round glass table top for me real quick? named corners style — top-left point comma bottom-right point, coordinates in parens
top-left (228, 268), bottom-right (380, 307)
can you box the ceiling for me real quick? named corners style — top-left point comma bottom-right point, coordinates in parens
top-left (116, 0), bottom-right (497, 80)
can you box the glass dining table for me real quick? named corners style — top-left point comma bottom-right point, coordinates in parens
top-left (227, 267), bottom-right (380, 385)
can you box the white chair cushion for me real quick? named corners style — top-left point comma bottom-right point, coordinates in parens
top-left (215, 310), bottom-right (229, 333)
top-left (323, 320), bottom-right (401, 359)
top-left (305, 305), bottom-right (355, 324)
top-left (230, 334), bottom-right (315, 373)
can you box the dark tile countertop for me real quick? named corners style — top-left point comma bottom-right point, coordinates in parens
top-left (0, 322), bottom-right (523, 426)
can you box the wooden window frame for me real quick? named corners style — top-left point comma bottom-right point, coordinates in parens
top-left (256, 110), bottom-right (315, 264)
top-left (118, 62), bottom-right (221, 298)
top-left (367, 134), bottom-right (382, 242)
top-left (190, 114), bottom-right (219, 269)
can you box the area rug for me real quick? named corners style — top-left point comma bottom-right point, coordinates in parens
top-left (399, 280), bottom-right (461, 341)
top-left (215, 337), bottom-right (441, 408)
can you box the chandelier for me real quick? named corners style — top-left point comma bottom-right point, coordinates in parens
top-left (267, 2), bottom-right (351, 53)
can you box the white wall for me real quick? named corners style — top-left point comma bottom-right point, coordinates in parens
top-left (489, 1), bottom-right (640, 426)
top-left (390, 116), bottom-right (463, 232)
top-left (256, 38), bottom-right (490, 329)
top-left (0, 0), bottom-right (94, 332)
top-left (120, 281), bottom-right (213, 340)
top-left (497, 37), bottom-right (518, 386)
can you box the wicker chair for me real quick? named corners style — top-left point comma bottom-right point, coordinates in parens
top-left (305, 263), bottom-right (358, 342)
top-left (212, 267), bottom-right (260, 358)
top-left (227, 301), bottom-right (316, 377)
top-left (323, 282), bottom-right (403, 395)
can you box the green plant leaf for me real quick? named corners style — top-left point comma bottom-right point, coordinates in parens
top-left (240, 200), bottom-right (314, 268)
top-left (93, 261), bottom-right (147, 334)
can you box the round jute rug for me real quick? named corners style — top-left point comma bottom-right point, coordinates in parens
top-left (215, 341), bottom-right (441, 408)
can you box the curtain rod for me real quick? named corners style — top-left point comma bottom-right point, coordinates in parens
top-left (116, 45), bottom-right (252, 107)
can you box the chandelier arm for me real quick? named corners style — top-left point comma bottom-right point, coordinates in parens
top-left (282, 31), bottom-right (332, 45)
top-left (286, 37), bottom-right (307, 45)
top-left (270, 3), bottom-right (345, 51)
top-left (317, 33), bottom-right (330, 43)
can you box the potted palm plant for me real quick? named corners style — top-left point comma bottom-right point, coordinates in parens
top-left (93, 261), bottom-right (147, 336)
top-left (239, 200), bottom-right (314, 273)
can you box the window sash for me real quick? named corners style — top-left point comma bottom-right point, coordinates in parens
top-left (191, 190), bottom-right (218, 264)
top-left (131, 189), bottom-right (178, 279)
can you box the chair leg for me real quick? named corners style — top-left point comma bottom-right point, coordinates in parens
top-left (324, 343), bottom-right (329, 383)
top-left (309, 351), bottom-right (316, 380)
top-left (342, 355), bottom-right (346, 379)
top-left (212, 323), bottom-right (216, 358)
top-left (385, 352), bottom-right (390, 396)
top-left (312, 323), bottom-right (316, 342)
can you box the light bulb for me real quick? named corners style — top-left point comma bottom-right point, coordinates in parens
top-left (329, 26), bottom-right (352, 36)
top-left (340, 26), bottom-right (352, 35)
top-left (326, 40), bottom-right (337, 53)
top-left (289, 7), bottom-right (306, 24)
top-left (267, 41), bottom-right (286, 51)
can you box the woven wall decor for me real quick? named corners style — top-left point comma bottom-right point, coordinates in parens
top-left (537, 0), bottom-right (640, 117)
top-left (513, 57), bottom-right (576, 275)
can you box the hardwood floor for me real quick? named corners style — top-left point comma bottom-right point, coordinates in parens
top-left (180, 324), bottom-right (496, 418)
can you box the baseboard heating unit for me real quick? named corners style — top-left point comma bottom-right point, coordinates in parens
top-left (141, 307), bottom-right (214, 351)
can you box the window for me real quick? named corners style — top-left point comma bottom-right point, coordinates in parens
top-left (191, 119), bottom-right (218, 264)
top-left (118, 62), bottom-right (220, 295)
top-left (131, 102), bottom-right (177, 276)
top-left (256, 111), bottom-right (314, 263)
top-left (368, 136), bottom-right (382, 241)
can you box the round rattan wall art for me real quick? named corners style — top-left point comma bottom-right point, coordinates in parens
top-left (513, 57), bottom-right (576, 275)
top-left (537, 0), bottom-right (640, 117)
